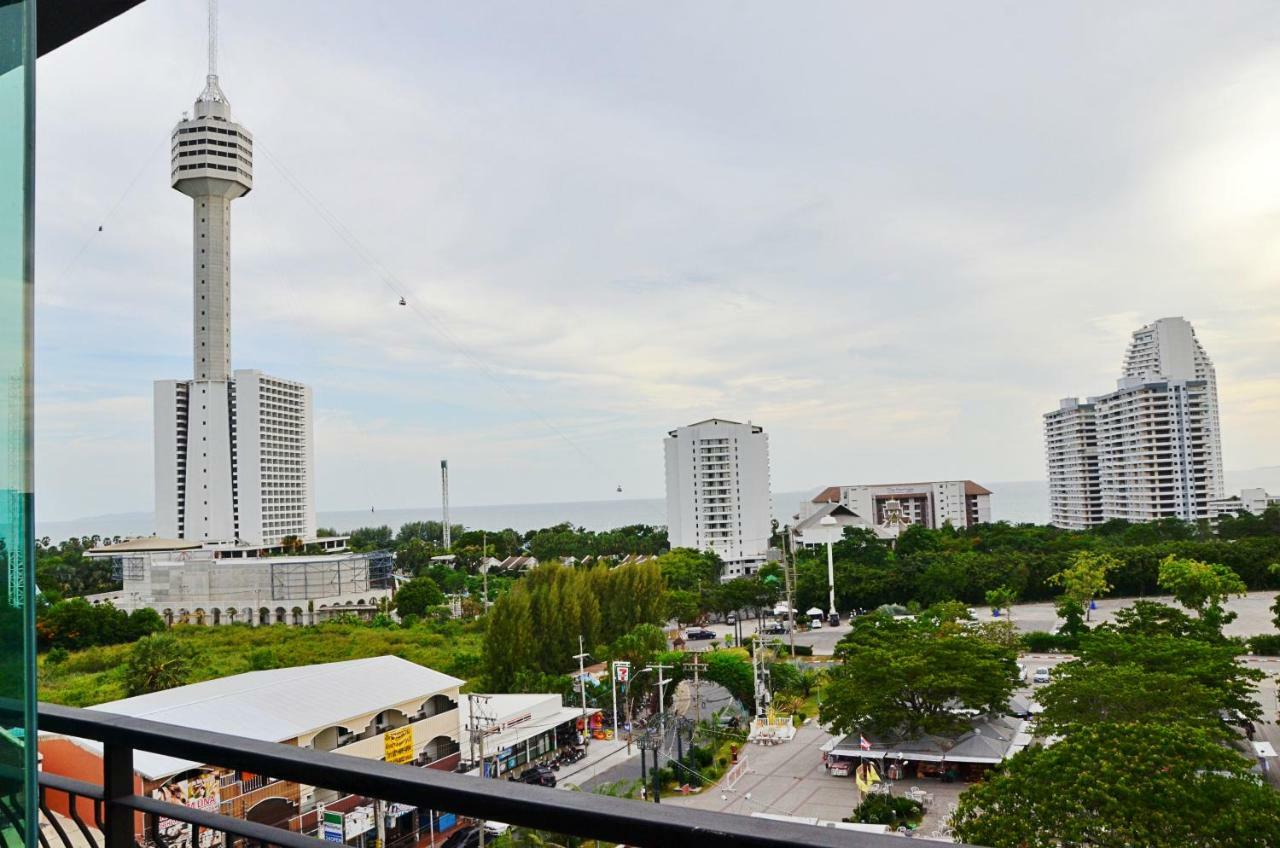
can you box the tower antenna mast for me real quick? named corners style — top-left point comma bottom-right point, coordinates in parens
top-left (208, 0), bottom-right (218, 78)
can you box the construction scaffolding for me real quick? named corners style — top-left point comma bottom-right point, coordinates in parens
top-left (269, 551), bottom-right (393, 601)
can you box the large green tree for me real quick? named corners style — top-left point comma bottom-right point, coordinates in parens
top-left (393, 576), bottom-right (446, 618)
top-left (1157, 554), bottom-right (1246, 630)
top-left (820, 612), bottom-right (1018, 739)
top-left (1077, 625), bottom-right (1263, 724)
top-left (952, 722), bottom-right (1280, 848)
top-left (1035, 662), bottom-right (1226, 736)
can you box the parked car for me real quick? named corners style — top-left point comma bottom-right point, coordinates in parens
top-left (441, 827), bottom-right (482, 848)
top-left (726, 614), bottom-right (737, 625)
top-left (1032, 667), bottom-right (1051, 684)
top-left (685, 628), bottom-right (716, 640)
top-left (810, 617), bottom-right (823, 629)
top-left (762, 621), bottom-right (787, 635)
top-left (1017, 664), bottom-right (1028, 683)
top-left (513, 764), bottom-right (557, 787)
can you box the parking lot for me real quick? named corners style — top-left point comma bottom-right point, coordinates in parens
top-left (684, 590), bottom-right (1280, 655)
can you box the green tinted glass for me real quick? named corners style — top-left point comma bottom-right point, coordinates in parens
top-left (0, 0), bottom-right (37, 846)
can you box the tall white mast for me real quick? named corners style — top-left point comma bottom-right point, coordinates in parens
top-left (441, 460), bottom-right (452, 548)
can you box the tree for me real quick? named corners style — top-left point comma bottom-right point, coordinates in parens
top-left (393, 576), bottom-right (445, 618)
top-left (656, 548), bottom-right (721, 592)
top-left (1157, 555), bottom-right (1246, 630)
top-left (820, 613), bottom-right (1018, 739)
top-left (127, 607), bottom-right (166, 641)
top-left (482, 589), bottom-right (536, 691)
top-left (125, 635), bottom-right (197, 696)
top-left (1077, 625), bottom-right (1263, 724)
top-left (348, 525), bottom-right (394, 552)
top-left (1047, 550), bottom-right (1119, 621)
top-left (703, 651), bottom-right (755, 708)
top-left (952, 722), bottom-right (1280, 848)
top-left (1035, 661), bottom-right (1227, 736)
top-left (666, 589), bottom-right (701, 627)
top-left (984, 586), bottom-right (1018, 621)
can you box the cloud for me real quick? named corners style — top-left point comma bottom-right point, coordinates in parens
top-left (30, 0), bottom-right (1280, 520)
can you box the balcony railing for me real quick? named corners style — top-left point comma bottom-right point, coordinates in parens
top-left (31, 702), bottom-right (927, 848)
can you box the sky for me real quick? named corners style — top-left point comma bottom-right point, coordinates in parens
top-left (31, 1), bottom-right (1280, 521)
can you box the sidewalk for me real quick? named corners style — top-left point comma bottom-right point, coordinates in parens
top-left (555, 737), bottom-right (642, 789)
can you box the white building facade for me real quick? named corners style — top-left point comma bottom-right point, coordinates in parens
top-left (804, 481), bottom-right (992, 529)
top-left (154, 63), bottom-right (316, 546)
top-left (1045, 317), bottom-right (1224, 527)
top-left (664, 419), bottom-right (772, 580)
top-left (1043, 398), bottom-right (1102, 530)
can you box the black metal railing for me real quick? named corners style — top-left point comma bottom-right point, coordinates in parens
top-left (31, 701), bottom-right (954, 848)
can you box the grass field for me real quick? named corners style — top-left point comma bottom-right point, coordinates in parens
top-left (38, 619), bottom-right (486, 707)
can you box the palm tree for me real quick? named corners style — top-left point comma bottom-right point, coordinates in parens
top-left (125, 635), bottom-right (196, 696)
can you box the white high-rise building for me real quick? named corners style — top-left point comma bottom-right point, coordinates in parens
top-left (1045, 317), bottom-right (1223, 527)
top-left (154, 12), bottom-right (316, 546)
top-left (664, 419), bottom-right (771, 580)
top-left (1044, 399), bottom-right (1102, 530)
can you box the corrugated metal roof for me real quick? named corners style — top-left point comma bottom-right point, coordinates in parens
top-left (80, 656), bottom-right (463, 779)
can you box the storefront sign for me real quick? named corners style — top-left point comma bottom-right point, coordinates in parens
top-left (322, 810), bottom-right (344, 843)
top-left (344, 805), bottom-right (375, 839)
top-left (614, 662), bottom-right (630, 683)
top-left (383, 726), bottom-right (414, 764)
top-left (152, 773), bottom-right (223, 848)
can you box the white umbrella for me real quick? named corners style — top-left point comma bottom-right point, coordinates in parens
top-left (806, 607), bottom-right (824, 616)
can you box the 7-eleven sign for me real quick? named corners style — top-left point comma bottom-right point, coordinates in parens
top-left (614, 662), bottom-right (631, 683)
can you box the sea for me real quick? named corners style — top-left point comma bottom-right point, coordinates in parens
top-left (34, 469), bottom-right (1280, 543)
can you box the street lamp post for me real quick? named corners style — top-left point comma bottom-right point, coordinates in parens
top-left (820, 514), bottom-right (838, 621)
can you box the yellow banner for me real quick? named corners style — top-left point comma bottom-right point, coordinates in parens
top-left (384, 726), bottom-right (414, 764)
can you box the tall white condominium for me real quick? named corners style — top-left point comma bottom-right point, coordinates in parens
top-left (1045, 317), bottom-right (1223, 528)
top-left (154, 9), bottom-right (316, 546)
top-left (1044, 399), bottom-right (1102, 530)
top-left (664, 419), bottom-right (772, 580)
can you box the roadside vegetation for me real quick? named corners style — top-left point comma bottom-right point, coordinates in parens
top-left (38, 616), bottom-right (484, 706)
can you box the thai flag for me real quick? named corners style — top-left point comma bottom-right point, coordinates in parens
top-left (860, 735), bottom-right (871, 751)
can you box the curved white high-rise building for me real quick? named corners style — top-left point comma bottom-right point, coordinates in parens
top-left (1045, 317), bottom-right (1224, 527)
top-left (154, 9), bottom-right (315, 546)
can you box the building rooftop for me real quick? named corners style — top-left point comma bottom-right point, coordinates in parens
top-left (811, 480), bottom-right (993, 502)
top-left (73, 656), bottom-right (463, 779)
top-left (87, 537), bottom-right (203, 554)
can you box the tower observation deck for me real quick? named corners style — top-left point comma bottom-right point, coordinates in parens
top-left (170, 71), bottom-right (253, 382)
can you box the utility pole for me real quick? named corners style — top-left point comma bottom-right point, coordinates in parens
top-left (481, 532), bottom-right (490, 612)
top-left (467, 693), bottom-right (494, 848)
top-left (684, 654), bottom-right (706, 726)
top-left (574, 636), bottom-right (591, 748)
top-left (784, 527), bottom-right (797, 658)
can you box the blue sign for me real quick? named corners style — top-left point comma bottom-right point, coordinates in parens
top-left (435, 814), bottom-right (456, 832)
top-left (323, 828), bottom-right (343, 843)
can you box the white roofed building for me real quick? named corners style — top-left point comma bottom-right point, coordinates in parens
top-left (40, 657), bottom-right (464, 845)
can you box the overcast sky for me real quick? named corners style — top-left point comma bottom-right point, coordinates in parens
top-left (32, 1), bottom-right (1280, 520)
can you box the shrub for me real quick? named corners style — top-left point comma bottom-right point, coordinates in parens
top-left (247, 647), bottom-right (279, 670)
top-left (1023, 631), bottom-right (1078, 653)
top-left (45, 646), bottom-right (69, 665)
top-left (848, 793), bottom-right (923, 828)
top-left (1249, 634), bottom-right (1280, 656)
